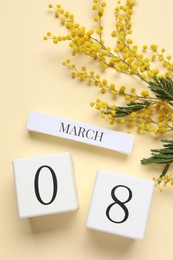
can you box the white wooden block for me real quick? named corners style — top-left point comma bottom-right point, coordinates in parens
top-left (13, 153), bottom-right (78, 218)
top-left (86, 170), bottom-right (154, 240)
top-left (27, 111), bottom-right (134, 155)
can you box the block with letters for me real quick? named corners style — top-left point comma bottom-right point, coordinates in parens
top-left (27, 111), bottom-right (134, 155)
top-left (86, 170), bottom-right (154, 240)
top-left (13, 153), bottom-right (78, 218)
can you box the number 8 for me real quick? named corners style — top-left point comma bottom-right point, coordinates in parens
top-left (106, 185), bottom-right (132, 224)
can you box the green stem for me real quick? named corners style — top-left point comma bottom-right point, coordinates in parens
top-left (160, 162), bottom-right (171, 179)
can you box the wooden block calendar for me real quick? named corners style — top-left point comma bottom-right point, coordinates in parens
top-left (13, 153), bottom-right (154, 240)
top-left (12, 112), bottom-right (154, 240)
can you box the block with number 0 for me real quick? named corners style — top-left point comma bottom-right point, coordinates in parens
top-left (86, 170), bottom-right (154, 240)
top-left (13, 153), bottom-right (78, 218)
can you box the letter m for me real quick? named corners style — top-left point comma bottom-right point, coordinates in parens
top-left (59, 122), bottom-right (70, 133)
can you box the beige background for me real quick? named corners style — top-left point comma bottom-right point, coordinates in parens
top-left (0, 0), bottom-right (173, 259)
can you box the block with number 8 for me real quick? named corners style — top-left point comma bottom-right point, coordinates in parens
top-left (86, 170), bottom-right (154, 240)
top-left (13, 153), bottom-right (78, 218)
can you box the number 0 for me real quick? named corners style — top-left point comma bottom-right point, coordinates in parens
top-left (34, 165), bottom-right (58, 205)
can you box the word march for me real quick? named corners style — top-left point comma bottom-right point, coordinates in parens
top-left (27, 111), bottom-right (134, 154)
top-left (59, 122), bottom-right (104, 142)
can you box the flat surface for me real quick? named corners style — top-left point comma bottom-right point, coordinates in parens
top-left (0, 0), bottom-right (173, 259)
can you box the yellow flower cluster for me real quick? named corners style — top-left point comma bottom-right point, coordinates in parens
top-left (45, 2), bottom-right (106, 58)
top-left (45, 0), bottom-right (173, 80)
top-left (45, 0), bottom-right (173, 188)
top-left (62, 59), bottom-right (173, 135)
top-left (91, 97), bottom-right (173, 135)
top-left (92, 0), bottom-right (106, 39)
top-left (45, 0), bottom-right (173, 137)
top-left (153, 174), bottom-right (173, 192)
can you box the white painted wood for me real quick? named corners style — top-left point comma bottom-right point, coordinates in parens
top-left (13, 153), bottom-right (78, 218)
top-left (27, 111), bottom-right (134, 155)
top-left (86, 170), bottom-right (154, 240)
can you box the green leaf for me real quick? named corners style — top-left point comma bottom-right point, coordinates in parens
top-left (141, 139), bottom-right (173, 165)
top-left (141, 139), bottom-right (173, 178)
top-left (113, 101), bottom-right (151, 118)
top-left (148, 77), bottom-right (173, 101)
